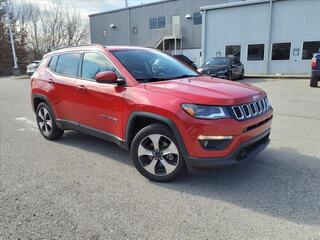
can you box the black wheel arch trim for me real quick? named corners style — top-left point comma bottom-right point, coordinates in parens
top-left (32, 93), bottom-right (57, 119)
top-left (125, 111), bottom-right (189, 158)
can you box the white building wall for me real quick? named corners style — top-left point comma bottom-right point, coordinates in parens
top-left (182, 48), bottom-right (201, 67)
top-left (203, 0), bottom-right (320, 75)
top-left (269, 0), bottom-right (320, 74)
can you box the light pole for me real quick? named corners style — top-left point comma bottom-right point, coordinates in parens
top-left (2, 0), bottom-right (20, 75)
top-left (125, 0), bottom-right (131, 45)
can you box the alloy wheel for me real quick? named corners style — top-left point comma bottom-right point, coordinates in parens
top-left (37, 106), bottom-right (53, 136)
top-left (137, 134), bottom-right (179, 176)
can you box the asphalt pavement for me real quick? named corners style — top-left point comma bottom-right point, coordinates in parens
top-left (0, 76), bottom-right (319, 239)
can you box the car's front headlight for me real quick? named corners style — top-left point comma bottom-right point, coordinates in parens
top-left (181, 104), bottom-right (230, 120)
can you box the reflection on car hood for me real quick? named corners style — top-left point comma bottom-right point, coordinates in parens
top-left (145, 76), bottom-right (265, 105)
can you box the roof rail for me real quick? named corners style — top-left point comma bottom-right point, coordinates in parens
top-left (54, 44), bottom-right (104, 51)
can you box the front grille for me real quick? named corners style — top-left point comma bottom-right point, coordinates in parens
top-left (231, 96), bottom-right (270, 121)
top-left (243, 116), bottom-right (273, 133)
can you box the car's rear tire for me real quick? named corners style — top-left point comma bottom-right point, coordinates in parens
top-left (131, 123), bottom-right (186, 182)
top-left (310, 75), bottom-right (319, 87)
top-left (36, 102), bottom-right (64, 140)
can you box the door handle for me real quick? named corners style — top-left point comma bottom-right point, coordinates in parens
top-left (75, 85), bottom-right (87, 92)
top-left (48, 79), bottom-right (54, 84)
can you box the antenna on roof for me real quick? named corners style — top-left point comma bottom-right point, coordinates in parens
top-left (125, 0), bottom-right (128, 8)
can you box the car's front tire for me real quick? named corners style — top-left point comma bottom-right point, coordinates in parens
top-left (310, 75), bottom-right (319, 87)
top-left (239, 69), bottom-right (244, 80)
top-left (226, 71), bottom-right (233, 80)
top-left (131, 123), bottom-right (186, 182)
top-left (36, 102), bottom-right (64, 140)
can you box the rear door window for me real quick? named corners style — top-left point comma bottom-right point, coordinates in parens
top-left (55, 53), bottom-right (81, 77)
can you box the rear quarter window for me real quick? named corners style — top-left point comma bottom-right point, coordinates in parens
top-left (48, 55), bottom-right (58, 71)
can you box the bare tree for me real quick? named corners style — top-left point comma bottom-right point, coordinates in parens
top-left (14, 0), bottom-right (89, 60)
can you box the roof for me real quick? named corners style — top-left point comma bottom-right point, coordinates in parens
top-left (200, 0), bottom-right (285, 11)
top-left (89, 0), bottom-right (176, 17)
top-left (43, 45), bottom-right (157, 57)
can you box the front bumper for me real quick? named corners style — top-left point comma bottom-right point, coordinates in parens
top-left (311, 70), bottom-right (320, 77)
top-left (186, 128), bottom-right (270, 168)
top-left (208, 72), bottom-right (228, 79)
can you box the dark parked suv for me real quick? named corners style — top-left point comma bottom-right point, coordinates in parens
top-left (198, 57), bottom-right (244, 80)
top-left (311, 50), bottom-right (320, 87)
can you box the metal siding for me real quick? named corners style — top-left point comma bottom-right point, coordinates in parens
top-left (90, 11), bottom-right (130, 45)
top-left (204, 0), bottom-right (320, 75)
top-left (204, 3), bottom-right (270, 74)
top-left (129, 1), bottom-right (179, 47)
top-left (89, 0), bottom-right (235, 49)
top-left (179, 0), bottom-right (233, 49)
top-left (269, 0), bottom-right (320, 74)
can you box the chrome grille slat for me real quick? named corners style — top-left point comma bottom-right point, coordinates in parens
top-left (231, 97), bottom-right (270, 120)
top-left (232, 106), bottom-right (245, 120)
top-left (249, 103), bottom-right (257, 116)
top-left (257, 101), bottom-right (263, 113)
top-left (241, 105), bottom-right (251, 118)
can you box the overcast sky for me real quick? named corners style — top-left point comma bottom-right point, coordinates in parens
top-left (13, 0), bottom-right (161, 18)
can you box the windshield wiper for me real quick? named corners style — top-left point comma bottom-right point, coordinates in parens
top-left (136, 75), bottom-right (198, 82)
top-left (135, 77), bottom-right (170, 82)
top-left (167, 74), bottom-right (198, 80)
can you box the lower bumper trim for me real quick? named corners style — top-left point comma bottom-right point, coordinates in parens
top-left (186, 129), bottom-right (271, 168)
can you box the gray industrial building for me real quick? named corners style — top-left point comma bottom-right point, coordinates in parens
top-left (89, 0), bottom-right (320, 75)
top-left (89, 0), bottom-right (238, 67)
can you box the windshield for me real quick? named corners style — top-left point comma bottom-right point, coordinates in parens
top-left (206, 58), bottom-right (231, 66)
top-left (111, 49), bottom-right (199, 83)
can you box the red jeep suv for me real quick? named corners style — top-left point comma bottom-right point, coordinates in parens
top-left (31, 45), bottom-right (273, 182)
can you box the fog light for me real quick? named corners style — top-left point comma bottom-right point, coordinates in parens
top-left (198, 136), bottom-right (233, 151)
top-left (198, 135), bottom-right (233, 140)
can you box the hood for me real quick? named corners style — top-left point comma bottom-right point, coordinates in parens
top-left (145, 76), bottom-right (265, 106)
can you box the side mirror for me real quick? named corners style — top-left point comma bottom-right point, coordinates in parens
top-left (95, 71), bottom-right (118, 84)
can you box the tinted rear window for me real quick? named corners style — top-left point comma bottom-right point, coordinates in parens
top-left (56, 53), bottom-right (81, 77)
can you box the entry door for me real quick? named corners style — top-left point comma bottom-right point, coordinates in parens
top-left (172, 15), bottom-right (180, 36)
top-left (74, 52), bottom-right (126, 139)
top-left (291, 45), bottom-right (302, 74)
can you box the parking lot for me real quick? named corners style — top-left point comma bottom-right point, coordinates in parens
top-left (0, 76), bottom-right (319, 239)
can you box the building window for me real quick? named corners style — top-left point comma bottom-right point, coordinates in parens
top-left (193, 12), bottom-right (202, 25)
top-left (225, 45), bottom-right (241, 59)
top-left (247, 44), bottom-right (264, 61)
top-left (302, 41), bottom-right (320, 60)
top-left (149, 18), bottom-right (158, 29)
top-left (158, 16), bottom-right (166, 28)
top-left (132, 27), bottom-right (138, 33)
top-left (272, 43), bottom-right (291, 60)
top-left (149, 16), bottom-right (165, 29)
